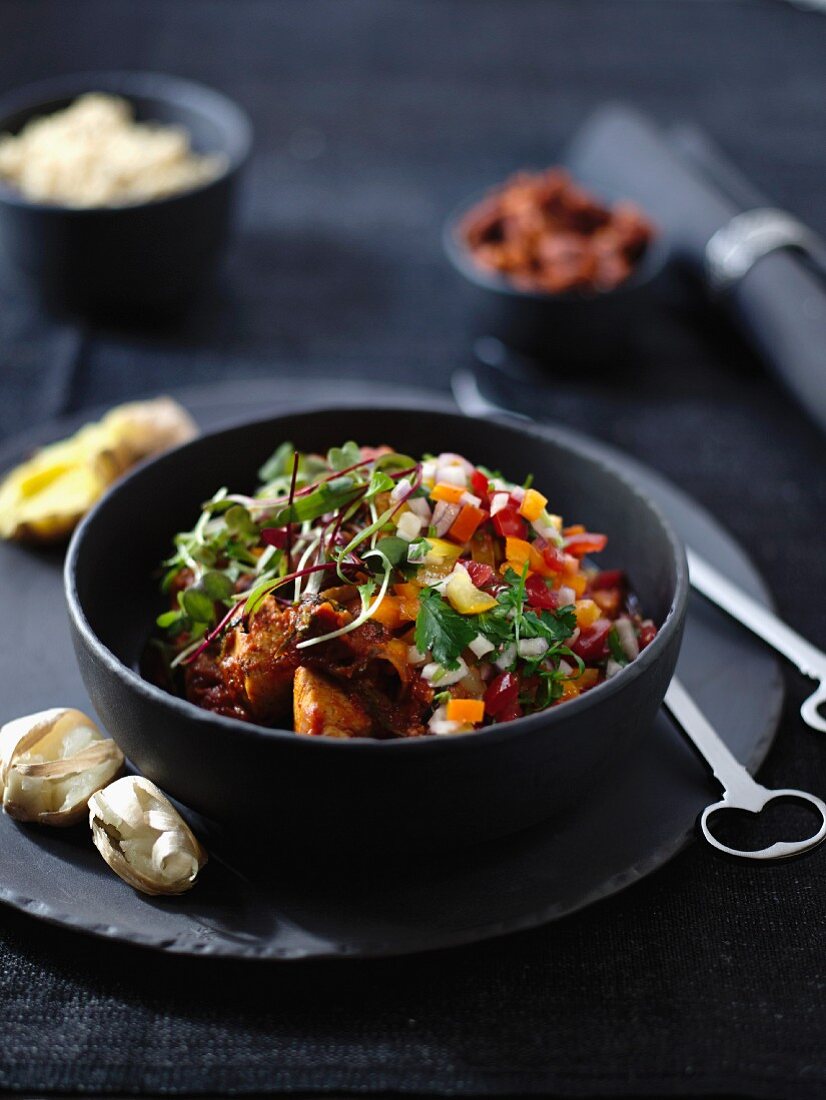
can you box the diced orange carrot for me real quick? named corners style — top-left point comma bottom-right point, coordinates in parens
top-left (430, 482), bottom-right (465, 505)
top-left (368, 594), bottom-right (402, 631)
top-left (563, 524), bottom-right (585, 537)
top-left (519, 488), bottom-right (548, 522)
top-left (574, 599), bottom-right (601, 628)
top-left (446, 698), bottom-right (485, 724)
top-left (449, 503), bottom-right (486, 543)
top-left (393, 582), bottom-right (420, 622)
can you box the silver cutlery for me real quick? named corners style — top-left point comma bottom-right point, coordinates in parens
top-left (687, 549), bottom-right (826, 732)
top-left (664, 677), bottom-right (826, 860)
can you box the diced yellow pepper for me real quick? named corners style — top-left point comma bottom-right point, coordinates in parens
top-left (574, 599), bottom-right (601, 628)
top-left (368, 594), bottom-right (402, 631)
top-left (559, 680), bottom-right (580, 701)
top-left (570, 667), bottom-right (600, 690)
top-left (519, 488), bottom-right (548, 522)
top-left (444, 567), bottom-right (498, 615)
top-left (504, 536), bottom-right (547, 575)
top-left (393, 582), bottom-right (420, 622)
top-left (422, 538), bottom-right (462, 565)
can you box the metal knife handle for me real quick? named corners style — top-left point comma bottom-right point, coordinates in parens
top-left (664, 678), bottom-right (826, 861)
top-left (687, 548), bottom-right (826, 732)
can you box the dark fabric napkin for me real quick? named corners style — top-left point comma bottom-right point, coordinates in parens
top-left (566, 104), bottom-right (826, 433)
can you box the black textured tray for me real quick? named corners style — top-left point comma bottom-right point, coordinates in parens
top-left (0, 379), bottom-right (782, 959)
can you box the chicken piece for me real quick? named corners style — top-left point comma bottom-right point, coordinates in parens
top-left (293, 667), bottom-right (373, 739)
top-left (222, 599), bottom-right (299, 725)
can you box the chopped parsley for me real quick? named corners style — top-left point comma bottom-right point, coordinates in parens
top-left (415, 586), bottom-right (476, 669)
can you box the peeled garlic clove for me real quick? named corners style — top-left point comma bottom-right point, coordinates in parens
top-left (0, 708), bottom-right (124, 826)
top-left (88, 776), bottom-right (207, 896)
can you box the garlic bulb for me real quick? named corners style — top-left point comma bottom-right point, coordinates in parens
top-left (0, 708), bottom-right (123, 826)
top-left (88, 776), bottom-right (207, 896)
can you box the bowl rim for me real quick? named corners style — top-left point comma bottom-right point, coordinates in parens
top-left (0, 69), bottom-right (253, 213)
top-left (64, 403), bottom-right (689, 755)
top-left (442, 184), bottom-right (668, 303)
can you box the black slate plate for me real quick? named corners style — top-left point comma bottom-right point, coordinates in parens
top-left (0, 379), bottom-right (782, 960)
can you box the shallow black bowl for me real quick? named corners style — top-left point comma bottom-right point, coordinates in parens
top-left (65, 407), bottom-right (688, 858)
top-left (0, 71), bottom-right (251, 316)
top-left (444, 188), bottom-right (668, 365)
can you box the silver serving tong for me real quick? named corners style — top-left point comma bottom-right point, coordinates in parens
top-left (664, 678), bottom-right (826, 860)
top-left (687, 549), bottom-right (826, 733)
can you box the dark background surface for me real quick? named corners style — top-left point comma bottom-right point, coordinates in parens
top-left (1, 1), bottom-right (825, 1098)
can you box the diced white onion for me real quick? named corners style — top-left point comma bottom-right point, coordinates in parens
top-left (421, 460), bottom-right (437, 484)
top-left (517, 638), bottom-right (548, 659)
top-left (396, 511), bottom-right (423, 541)
top-left (495, 643), bottom-right (516, 670)
top-left (390, 477), bottom-right (411, 504)
top-left (438, 452), bottom-right (474, 473)
top-left (558, 585), bottom-right (576, 606)
top-left (437, 465), bottom-right (467, 487)
top-left (615, 617), bottom-right (640, 661)
top-left (407, 645), bottom-right (428, 665)
top-left (407, 496), bottom-right (432, 521)
top-left (459, 491), bottom-right (482, 508)
top-left (432, 500), bottom-right (460, 536)
top-left (468, 633), bottom-right (495, 659)
top-left (606, 658), bottom-right (624, 679)
top-left (557, 659), bottom-right (574, 676)
top-left (422, 658), bottom-right (468, 687)
top-left (407, 540), bottom-right (428, 563)
top-left (532, 518), bottom-right (564, 546)
top-left (490, 492), bottom-right (510, 517)
top-left (510, 485), bottom-right (526, 502)
top-left (490, 478), bottom-right (510, 492)
top-left (428, 706), bottom-right (465, 736)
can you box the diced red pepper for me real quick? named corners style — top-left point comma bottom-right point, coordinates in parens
top-left (262, 527), bottom-right (288, 549)
top-left (491, 504), bottom-right (527, 540)
top-left (465, 560), bottom-right (496, 589)
top-left (497, 699), bottom-right (523, 722)
top-left (470, 469), bottom-right (490, 506)
top-left (540, 544), bottom-right (567, 573)
top-left (525, 573), bottom-right (557, 611)
top-left (638, 620), bottom-right (658, 649)
top-left (592, 568), bottom-right (625, 590)
top-left (564, 532), bottom-right (608, 558)
top-left (570, 618), bottom-right (612, 661)
top-left (484, 671), bottom-right (520, 717)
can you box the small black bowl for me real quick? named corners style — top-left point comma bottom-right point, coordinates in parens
top-left (444, 188), bottom-right (669, 365)
top-left (0, 71), bottom-right (252, 316)
top-left (65, 406), bottom-right (688, 858)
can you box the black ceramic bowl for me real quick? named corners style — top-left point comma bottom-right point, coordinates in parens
top-left (443, 187), bottom-right (668, 364)
top-left (0, 71), bottom-right (252, 316)
top-left (65, 406), bottom-right (688, 858)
